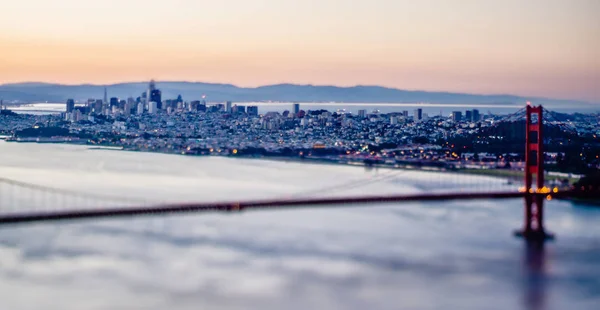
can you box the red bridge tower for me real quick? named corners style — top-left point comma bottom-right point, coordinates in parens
top-left (516, 104), bottom-right (554, 240)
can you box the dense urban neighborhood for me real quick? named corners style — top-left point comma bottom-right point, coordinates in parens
top-left (1, 82), bottom-right (599, 176)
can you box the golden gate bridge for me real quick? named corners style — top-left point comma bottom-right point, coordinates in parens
top-left (0, 104), bottom-right (598, 242)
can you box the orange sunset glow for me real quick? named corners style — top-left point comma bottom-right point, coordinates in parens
top-left (0, 0), bottom-right (598, 102)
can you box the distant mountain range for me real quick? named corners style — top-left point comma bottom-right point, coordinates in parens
top-left (0, 81), bottom-right (590, 106)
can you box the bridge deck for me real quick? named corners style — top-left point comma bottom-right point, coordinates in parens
top-left (0, 190), bottom-right (594, 225)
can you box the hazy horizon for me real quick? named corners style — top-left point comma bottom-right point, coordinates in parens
top-left (5, 79), bottom-right (600, 105)
top-left (1, 0), bottom-right (598, 102)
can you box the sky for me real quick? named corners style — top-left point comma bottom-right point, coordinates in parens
top-left (0, 0), bottom-right (598, 102)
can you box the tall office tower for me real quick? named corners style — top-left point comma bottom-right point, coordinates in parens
top-left (465, 110), bottom-right (473, 122)
top-left (103, 87), bottom-right (108, 105)
top-left (452, 111), bottom-right (462, 122)
top-left (403, 110), bottom-right (409, 118)
top-left (293, 103), bottom-right (300, 115)
top-left (226, 101), bottom-right (232, 113)
top-left (414, 108), bottom-right (423, 121)
top-left (148, 101), bottom-right (158, 114)
top-left (147, 80), bottom-right (162, 109)
top-left (66, 99), bottom-right (75, 113)
top-left (110, 97), bottom-right (119, 107)
top-left (94, 100), bottom-right (103, 114)
top-left (247, 106), bottom-right (259, 116)
top-left (137, 102), bottom-right (144, 115)
top-left (358, 109), bottom-right (366, 118)
top-left (472, 109), bottom-right (480, 122)
top-left (390, 116), bottom-right (398, 125)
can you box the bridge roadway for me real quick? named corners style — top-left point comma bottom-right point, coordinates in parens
top-left (0, 190), bottom-right (596, 225)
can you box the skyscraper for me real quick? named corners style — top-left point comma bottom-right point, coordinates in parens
top-left (293, 103), bottom-right (300, 115)
top-left (452, 111), bottom-right (462, 122)
top-left (465, 110), bottom-right (473, 122)
top-left (414, 108), bottom-right (423, 121)
top-left (66, 99), bottom-right (75, 113)
top-left (226, 101), bottom-right (232, 113)
top-left (472, 109), bottom-right (480, 122)
top-left (147, 80), bottom-right (162, 109)
top-left (103, 87), bottom-right (108, 105)
top-left (93, 100), bottom-right (103, 114)
top-left (148, 101), bottom-right (158, 114)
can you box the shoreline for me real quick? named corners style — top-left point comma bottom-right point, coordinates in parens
top-left (2, 139), bottom-right (580, 184)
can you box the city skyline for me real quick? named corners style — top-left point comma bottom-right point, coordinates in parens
top-left (0, 0), bottom-right (598, 102)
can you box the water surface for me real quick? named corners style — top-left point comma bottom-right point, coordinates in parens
top-left (0, 142), bottom-right (598, 310)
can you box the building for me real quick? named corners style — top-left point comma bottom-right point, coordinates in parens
top-left (247, 106), bottom-right (259, 116)
top-left (72, 109), bottom-right (83, 122)
top-left (293, 103), bottom-right (300, 115)
top-left (103, 87), bottom-right (108, 105)
top-left (358, 109), bottom-right (366, 118)
top-left (472, 109), bottom-right (480, 122)
top-left (414, 108), bottom-right (423, 121)
top-left (226, 101), bottom-right (232, 113)
top-left (66, 99), bottom-right (75, 113)
top-left (137, 102), bottom-right (144, 115)
top-left (93, 99), bottom-right (103, 114)
top-left (147, 80), bottom-right (162, 109)
top-left (403, 110), bottom-right (409, 118)
top-left (148, 101), bottom-right (158, 114)
top-left (465, 110), bottom-right (473, 122)
top-left (109, 97), bottom-right (119, 107)
top-left (452, 111), bottom-right (462, 122)
top-left (124, 101), bottom-right (135, 116)
top-left (190, 100), bottom-right (200, 111)
top-left (390, 116), bottom-right (398, 125)
top-left (233, 105), bottom-right (245, 113)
